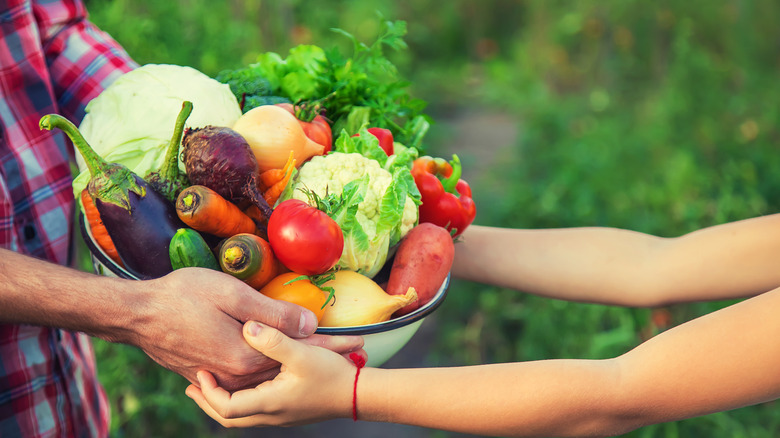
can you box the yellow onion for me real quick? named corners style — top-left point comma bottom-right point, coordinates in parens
top-left (319, 270), bottom-right (418, 327)
top-left (232, 105), bottom-right (324, 173)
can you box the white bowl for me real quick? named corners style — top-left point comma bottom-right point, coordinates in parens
top-left (79, 213), bottom-right (450, 367)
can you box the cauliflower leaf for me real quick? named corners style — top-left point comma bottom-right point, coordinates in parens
top-left (283, 151), bottom-right (418, 278)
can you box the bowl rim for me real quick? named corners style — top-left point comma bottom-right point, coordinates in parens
top-left (80, 211), bottom-right (451, 335)
top-left (315, 273), bottom-right (450, 335)
top-left (80, 212), bottom-right (140, 279)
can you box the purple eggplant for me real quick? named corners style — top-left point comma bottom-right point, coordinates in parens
top-left (40, 114), bottom-right (184, 279)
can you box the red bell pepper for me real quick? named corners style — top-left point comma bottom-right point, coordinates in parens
top-left (411, 154), bottom-right (476, 237)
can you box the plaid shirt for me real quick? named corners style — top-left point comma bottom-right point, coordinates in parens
top-left (0, 0), bottom-right (136, 436)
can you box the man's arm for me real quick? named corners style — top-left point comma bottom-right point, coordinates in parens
top-left (0, 248), bottom-right (363, 390)
top-left (453, 214), bottom-right (780, 306)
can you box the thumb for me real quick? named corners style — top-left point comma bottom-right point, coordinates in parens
top-left (236, 287), bottom-right (319, 338)
top-left (243, 320), bottom-right (306, 366)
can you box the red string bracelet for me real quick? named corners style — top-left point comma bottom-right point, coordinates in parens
top-left (349, 352), bottom-right (366, 422)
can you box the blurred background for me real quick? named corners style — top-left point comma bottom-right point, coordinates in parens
top-left (82, 0), bottom-right (780, 436)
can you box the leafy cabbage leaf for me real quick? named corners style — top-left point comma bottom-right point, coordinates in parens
top-left (72, 64), bottom-right (242, 198)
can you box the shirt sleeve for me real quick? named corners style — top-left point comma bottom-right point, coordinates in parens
top-left (34, 0), bottom-right (139, 124)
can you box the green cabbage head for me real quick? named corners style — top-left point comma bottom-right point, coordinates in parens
top-left (72, 64), bottom-right (242, 197)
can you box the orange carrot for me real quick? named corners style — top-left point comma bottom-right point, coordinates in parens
top-left (259, 150), bottom-right (296, 206)
top-left (263, 161), bottom-right (296, 205)
top-left (242, 205), bottom-right (270, 235)
top-left (175, 185), bottom-right (259, 238)
top-left (258, 151), bottom-right (295, 190)
top-left (218, 233), bottom-right (278, 290)
top-left (80, 189), bottom-right (124, 267)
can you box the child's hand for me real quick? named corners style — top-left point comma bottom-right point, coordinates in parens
top-left (185, 320), bottom-right (365, 427)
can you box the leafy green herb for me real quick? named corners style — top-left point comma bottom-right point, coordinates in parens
top-left (214, 64), bottom-right (290, 112)
top-left (213, 19), bottom-right (432, 152)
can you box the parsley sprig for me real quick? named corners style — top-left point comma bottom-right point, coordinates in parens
top-left (215, 18), bottom-right (431, 152)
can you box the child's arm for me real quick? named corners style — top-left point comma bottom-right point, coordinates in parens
top-left (453, 214), bottom-right (780, 306)
top-left (186, 287), bottom-right (780, 436)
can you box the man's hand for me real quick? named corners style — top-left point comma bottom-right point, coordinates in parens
top-left (123, 268), bottom-right (363, 391)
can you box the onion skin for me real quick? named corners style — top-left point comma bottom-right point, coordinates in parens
top-left (319, 270), bottom-right (418, 327)
top-left (275, 102), bottom-right (333, 153)
top-left (232, 105), bottom-right (325, 173)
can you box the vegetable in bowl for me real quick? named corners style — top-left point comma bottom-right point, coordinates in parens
top-left (215, 19), bottom-right (431, 152)
top-left (68, 18), bottom-right (458, 369)
top-left (72, 64), bottom-right (242, 199)
top-left (281, 131), bottom-right (421, 278)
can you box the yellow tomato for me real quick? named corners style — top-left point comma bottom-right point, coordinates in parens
top-left (258, 272), bottom-right (329, 321)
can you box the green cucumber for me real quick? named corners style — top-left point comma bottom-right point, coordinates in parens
top-left (169, 228), bottom-right (220, 270)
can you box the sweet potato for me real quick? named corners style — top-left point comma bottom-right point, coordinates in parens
top-left (387, 223), bottom-right (454, 316)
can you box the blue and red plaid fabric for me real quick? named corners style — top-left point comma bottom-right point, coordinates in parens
top-left (0, 0), bottom-right (136, 436)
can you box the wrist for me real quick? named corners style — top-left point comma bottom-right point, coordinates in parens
top-left (353, 367), bottom-right (390, 422)
top-left (47, 271), bottom-right (149, 346)
top-left (0, 248), bottom-right (147, 341)
top-left (0, 248), bottom-right (182, 374)
top-left (87, 276), bottom-right (152, 345)
top-left (346, 352), bottom-right (367, 421)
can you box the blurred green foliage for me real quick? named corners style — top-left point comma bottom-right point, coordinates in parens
top-left (83, 0), bottom-right (780, 436)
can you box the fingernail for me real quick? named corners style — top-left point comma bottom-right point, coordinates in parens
top-left (299, 310), bottom-right (317, 335)
top-left (247, 321), bottom-right (262, 337)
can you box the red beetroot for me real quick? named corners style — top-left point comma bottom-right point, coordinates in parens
top-left (181, 125), bottom-right (273, 220)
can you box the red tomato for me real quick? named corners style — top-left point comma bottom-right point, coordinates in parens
top-left (352, 127), bottom-right (394, 156)
top-left (267, 199), bottom-right (344, 275)
top-left (276, 103), bottom-right (333, 153)
top-left (305, 117), bottom-right (333, 153)
top-left (367, 127), bottom-right (394, 156)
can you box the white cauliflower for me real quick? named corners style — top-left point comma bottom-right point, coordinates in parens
top-left (286, 152), bottom-right (418, 277)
